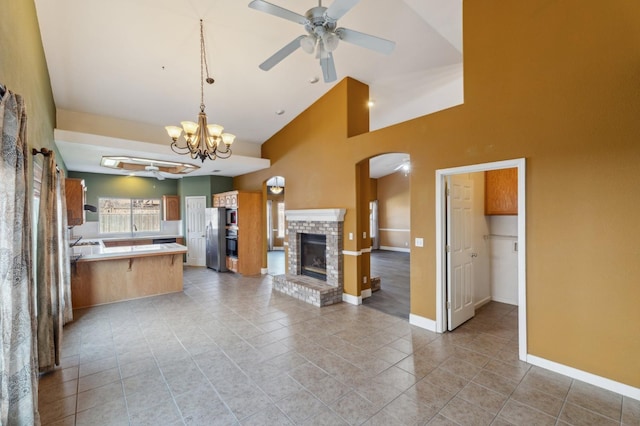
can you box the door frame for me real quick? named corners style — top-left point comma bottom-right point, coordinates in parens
top-left (435, 158), bottom-right (527, 361)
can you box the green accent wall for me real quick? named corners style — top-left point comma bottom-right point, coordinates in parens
top-left (1, 0), bottom-right (62, 176)
top-left (66, 172), bottom-right (234, 222)
top-left (210, 175), bottom-right (234, 198)
top-left (177, 175), bottom-right (234, 208)
top-left (68, 171), bottom-right (179, 221)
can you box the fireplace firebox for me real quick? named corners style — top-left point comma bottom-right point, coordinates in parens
top-left (300, 233), bottom-right (327, 281)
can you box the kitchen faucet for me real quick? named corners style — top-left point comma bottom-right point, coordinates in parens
top-left (70, 236), bottom-right (82, 247)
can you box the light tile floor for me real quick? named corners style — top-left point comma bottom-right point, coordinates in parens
top-left (38, 267), bottom-right (639, 425)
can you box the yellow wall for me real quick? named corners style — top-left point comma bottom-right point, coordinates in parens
top-left (236, 0), bottom-right (640, 388)
top-left (377, 171), bottom-right (410, 249)
top-left (0, 0), bottom-right (59, 172)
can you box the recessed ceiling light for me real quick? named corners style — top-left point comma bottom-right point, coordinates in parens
top-left (275, 110), bottom-right (285, 115)
top-left (309, 76), bottom-right (320, 84)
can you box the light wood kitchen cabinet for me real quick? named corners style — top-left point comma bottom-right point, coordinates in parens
top-left (65, 178), bottom-right (86, 226)
top-left (162, 195), bottom-right (180, 221)
top-left (213, 190), bottom-right (263, 275)
top-left (485, 168), bottom-right (518, 215)
top-left (226, 256), bottom-right (238, 273)
top-left (213, 191), bottom-right (238, 208)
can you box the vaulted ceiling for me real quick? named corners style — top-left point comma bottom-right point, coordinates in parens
top-left (35, 0), bottom-right (462, 178)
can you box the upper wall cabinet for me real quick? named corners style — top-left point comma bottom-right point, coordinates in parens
top-left (65, 178), bottom-right (86, 226)
top-left (162, 195), bottom-right (180, 221)
top-left (213, 191), bottom-right (238, 208)
top-left (485, 168), bottom-right (518, 215)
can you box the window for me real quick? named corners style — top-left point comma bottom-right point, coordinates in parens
top-left (277, 202), bottom-right (285, 238)
top-left (99, 198), bottom-right (161, 233)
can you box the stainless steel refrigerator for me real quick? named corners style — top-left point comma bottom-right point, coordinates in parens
top-left (205, 207), bottom-right (227, 271)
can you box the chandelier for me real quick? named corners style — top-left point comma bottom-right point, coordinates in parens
top-left (270, 176), bottom-right (284, 194)
top-left (165, 20), bottom-right (235, 162)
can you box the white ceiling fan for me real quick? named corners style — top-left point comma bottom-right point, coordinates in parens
top-left (248, 0), bottom-right (396, 83)
top-left (144, 164), bottom-right (166, 181)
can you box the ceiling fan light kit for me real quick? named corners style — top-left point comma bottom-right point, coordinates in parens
top-left (249, 0), bottom-right (396, 83)
top-left (165, 20), bottom-right (235, 162)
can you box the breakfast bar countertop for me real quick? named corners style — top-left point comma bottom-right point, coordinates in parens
top-left (71, 242), bottom-right (187, 262)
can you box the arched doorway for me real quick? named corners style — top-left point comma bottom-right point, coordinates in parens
top-left (361, 153), bottom-right (411, 319)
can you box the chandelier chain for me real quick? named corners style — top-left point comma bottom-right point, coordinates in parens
top-left (199, 19), bottom-right (213, 112)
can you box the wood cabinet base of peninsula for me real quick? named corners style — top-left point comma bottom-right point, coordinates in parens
top-left (71, 254), bottom-right (184, 308)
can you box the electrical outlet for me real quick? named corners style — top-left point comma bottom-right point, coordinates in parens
top-left (362, 232), bottom-right (367, 239)
top-left (349, 233), bottom-right (353, 240)
top-left (415, 237), bottom-right (424, 247)
top-left (363, 276), bottom-right (367, 284)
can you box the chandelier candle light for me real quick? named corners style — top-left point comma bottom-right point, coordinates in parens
top-left (165, 20), bottom-right (235, 162)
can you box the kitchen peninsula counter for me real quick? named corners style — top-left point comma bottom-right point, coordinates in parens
top-left (70, 241), bottom-right (187, 308)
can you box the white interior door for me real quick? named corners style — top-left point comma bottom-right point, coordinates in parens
top-left (185, 196), bottom-right (206, 266)
top-left (447, 175), bottom-right (475, 330)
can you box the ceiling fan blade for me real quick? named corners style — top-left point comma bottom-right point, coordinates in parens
top-left (259, 35), bottom-right (306, 71)
top-left (152, 171), bottom-right (166, 181)
top-left (335, 27), bottom-right (395, 55)
top-left (325, 0), bottom-right (360, 22)
top-left (248, 0), bottom-right (307, 25)
top-left (320, 52), bottom-right (337, 83)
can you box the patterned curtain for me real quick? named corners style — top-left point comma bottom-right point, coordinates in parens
top-left (36, 152), bottom-right (65, 373)
top-left (58, 177), bottom-right (72, 324)
top-left (0, 87), bottom-right (40, 424)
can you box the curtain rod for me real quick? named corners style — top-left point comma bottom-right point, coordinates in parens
top-left (32, 147), bottom-right (61, 173)
top-left (32, 147), bottom-right (52, 157)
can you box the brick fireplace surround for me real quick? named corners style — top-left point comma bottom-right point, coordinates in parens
top-left (272, 209), bottom-right (346, 307)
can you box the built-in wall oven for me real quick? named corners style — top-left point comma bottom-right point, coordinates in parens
top-left (226, 229), bottom-right (238, 258)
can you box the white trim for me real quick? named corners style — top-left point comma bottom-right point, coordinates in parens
top-left (342, 250), bottom-right (361, 256)
top-left (379, 246), bottom-right (411, 253)
top-left (342, 293), bottom-right (362, 305)
top-left (285, 208), bottom-right (346, 222)
top-left (527, 355), bottom-right (640, 401)
top-left (260, 268), bottom-right (268, 274)
top-left (379, 228), bottom-right (411, 232)
top-left (362, 289), bottom-right (372, 299)
top-left (435, 158), bottom-right (527, 362)
top-left (491, 296), bottom-right (518, 306)
top-left (283, 241), bottom-right (289, 246)
top-left (409, 314), bottom-right (437, 332)
top-left (474, 296), bottom-right (492, 310)
top-left (362, 247), bottom-right (372, 253)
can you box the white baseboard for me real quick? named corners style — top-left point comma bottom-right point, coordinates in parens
top-left (361, 289), bottom-right (372, 299)
top-left (379, 246), bottom-right (411, 253)
top-left (475, 296), bottom-right (492, 310)
top-left (491, 295), bottom-right (518, 306)
top-left (409, 314), bottom-right (437, 332)
top-left (342, 293), bottom-right (362, 305)
top-left (527, 354), bottom-right (640, 401)
top-left (260, 268), bottom-right (268, 274)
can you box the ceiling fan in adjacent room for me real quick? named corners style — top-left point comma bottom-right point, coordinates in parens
top-left (248, 0), bottom-right (396, 82)
top-left (100, 156), bottom-right (200, 180)
top-left (143, 164), bottom-right (166, 181)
